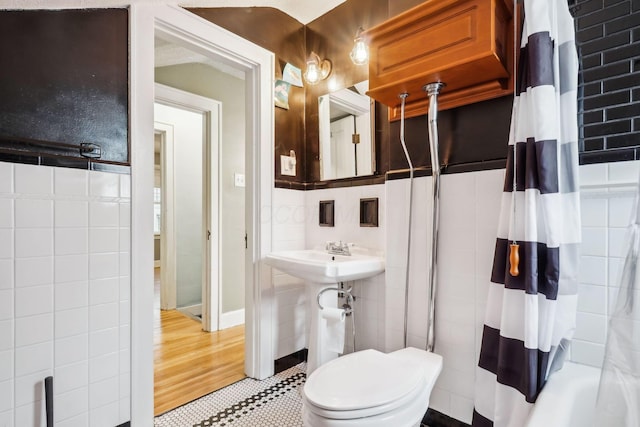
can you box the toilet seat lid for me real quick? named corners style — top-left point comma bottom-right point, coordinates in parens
top-left (304, 349), bottom-right (424, 411)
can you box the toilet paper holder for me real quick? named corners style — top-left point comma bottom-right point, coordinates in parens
top-left (317, 285), bottom-right (354, 316)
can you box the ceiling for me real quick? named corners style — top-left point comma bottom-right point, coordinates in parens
top-left (155, 37), bottom-right (246, 80)
top-left (156, 1), bottom-right (347, 77)
top-left (179, 0), bottom-right (347, 24)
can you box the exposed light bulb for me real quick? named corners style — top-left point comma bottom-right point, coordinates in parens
top-left (350, 39), bottom-right (369, 65)
top-left (350, 27), bottom-right (369, 65)
top-left (304, 62), bottom-right (321, 85)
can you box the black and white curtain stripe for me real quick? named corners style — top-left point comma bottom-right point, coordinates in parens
top-left (473, 0), bottom-right (580, 426)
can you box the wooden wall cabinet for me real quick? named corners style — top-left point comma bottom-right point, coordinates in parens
top-left (365, 0), bottom-right (515, 120)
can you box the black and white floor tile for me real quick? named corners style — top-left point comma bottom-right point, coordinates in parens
top-left (154, 363), bottom-right (307, 427)
top-left (155, 361), bottom-right (435, 427)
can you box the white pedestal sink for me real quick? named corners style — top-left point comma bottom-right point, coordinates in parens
top-left (265, 249), bottom-right (385, 373)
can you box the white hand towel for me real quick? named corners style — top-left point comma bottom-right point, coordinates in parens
top-left (321, 307), bottom-right (346, 354)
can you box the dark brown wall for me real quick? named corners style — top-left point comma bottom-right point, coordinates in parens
top-left (0, 9), bottom-right (129, 166)
top-left (388, 0), bottom-right (426, 16)
top-left (188, 1), bottom-right (518, 186)
top-left (304, 0), bottom-right (388, 183)
top-left (190, 1), bottom-right (437, 186)
top-left (303, 0), bottom-right (513, 182)
top-left (192, 0), bottom-right (638, 187)
top-left (188, 7), bottom-right (307, 184)
top-left (388, 96), bottom-right (512, 175)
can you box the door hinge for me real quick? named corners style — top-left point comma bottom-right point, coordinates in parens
top-left (207, 230), bottom-right (211, 241)
top-left (245, 232), bottom-right (248, 249)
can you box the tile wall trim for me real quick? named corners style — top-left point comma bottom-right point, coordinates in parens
top-left (0, 152), bottom-right (131, 175)
top-left (284, 150), bottom-right (640, 190)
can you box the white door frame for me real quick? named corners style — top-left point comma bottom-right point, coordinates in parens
top-left (154, 122), bottom-right (177, 311)
top-left (131, 5), bottom-right (275, 425)
top-left (154, 83), bottom-right (222, 332)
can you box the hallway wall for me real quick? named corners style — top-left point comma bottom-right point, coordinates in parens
top-left (156, 63), bottom-right (247, 315)
top-left (154, 102), bottom-right (204, 309)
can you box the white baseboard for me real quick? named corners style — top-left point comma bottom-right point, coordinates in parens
top-left (178, 304), bottom-right (202, 317)
top-left (220, 308), bottom-right (245, 330)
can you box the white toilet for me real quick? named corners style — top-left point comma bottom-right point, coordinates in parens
top-left (302, 347), bottom-right (443, 427)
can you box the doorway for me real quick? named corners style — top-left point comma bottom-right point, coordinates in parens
top-left (153, 84), bottom-right (222, 332)
top-left (131, 6), bottom-right (275, 423)
top-left (152, 63), bottom-right (249, 413)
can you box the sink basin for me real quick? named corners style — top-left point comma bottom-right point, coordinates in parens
top-left (265, 249), bottom-right (384, 284)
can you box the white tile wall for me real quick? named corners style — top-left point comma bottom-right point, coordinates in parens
top-left (305, 184), bottom-right (385, 253)
top-left (271, 189), bottom-right (307, 359)
top-left (571, 160), bottom-right (640, 368)
top-left (246, 161), bottom-right (635, 424)
top-left (305, 184), bottom-right (386, 352)
top-left (0, 163), bottom-right (13, 194)
top-left (274, 284), bottom-right (307, 359)
top-left (272, 184), bottom-right (385, 358)
top-left (383, 170), bottom-right (505, 424)
top-left (379, 161), bottom-right (639, 423)
top-left (0, 162), bottom-right (131, 426)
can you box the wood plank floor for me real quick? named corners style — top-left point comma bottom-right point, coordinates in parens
top-left (154, 270), bottom-right (245, 416)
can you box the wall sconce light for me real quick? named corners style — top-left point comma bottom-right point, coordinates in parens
top-left (304, 51), bottom-right (332, 85)
top-left (350, 27), bottom-right (369, 65)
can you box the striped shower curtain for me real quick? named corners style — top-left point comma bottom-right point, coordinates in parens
top-left (473, 0), bottom-right (581, 426)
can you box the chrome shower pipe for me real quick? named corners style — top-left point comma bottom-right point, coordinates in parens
top-left (423, 82), bottom-right (444, 353)
top-left (398, 92), bottom-right (414, 349)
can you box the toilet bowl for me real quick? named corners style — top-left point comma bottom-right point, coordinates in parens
top-left (302, 347), bottom-right (443, 427)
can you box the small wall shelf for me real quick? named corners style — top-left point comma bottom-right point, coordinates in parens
top-left (319, 200), bottom-right (335, 227)
top-left (360, 198), bottom-right (379, 227)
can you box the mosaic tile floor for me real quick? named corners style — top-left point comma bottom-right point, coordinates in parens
top-left (155, 361), bottom-right (433, 427)
top-left (154, 363), bottom-right (307, 427)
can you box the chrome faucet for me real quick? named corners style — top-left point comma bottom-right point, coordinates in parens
top-left (326, 240), bottom-right (352, 256)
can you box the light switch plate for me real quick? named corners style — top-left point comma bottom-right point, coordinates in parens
top-left (281, 155), bottom-right (296, 176)
top-left (234, 173), bottom-right (245, 187)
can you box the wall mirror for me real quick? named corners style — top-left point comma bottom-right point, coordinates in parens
top-left (318, 81), bottom-right (374, 181)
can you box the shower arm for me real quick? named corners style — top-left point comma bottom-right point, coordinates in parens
top-left (424, 82), bottom-right (445, 353)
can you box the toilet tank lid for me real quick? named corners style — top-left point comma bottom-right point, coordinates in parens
top-left (303, 349), bottom-right (425, 411)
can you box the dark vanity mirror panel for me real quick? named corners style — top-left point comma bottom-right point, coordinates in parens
top-left (0, 9), bottom-right (129, 165)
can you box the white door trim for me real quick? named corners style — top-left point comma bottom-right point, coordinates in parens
top-left (131, 5), bottom-right (275, 425)
top-left (155, 83), bottom-right (222, 333)
top-left (154, 122), bottom-right (177, 311)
